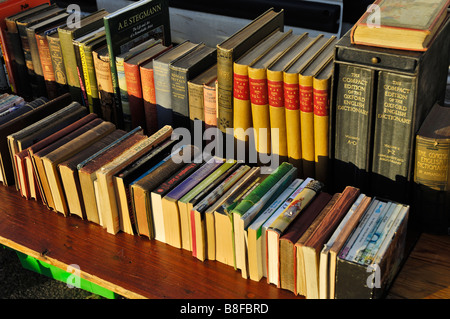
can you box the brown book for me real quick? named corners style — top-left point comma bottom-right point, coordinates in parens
top-left (0, 93), bottom-right (72, 186)
top-left (93, 45), bottom-right (116, 124)
top-left (11, 102), bottom-right (87, 198)
top-left (78, 128), bottom-right (146, 225)
top-left (302, 186), bottom-right (360, 299)
top-left (295, 192), bottom-right (341, 296)
top-left (124, 43), bottom-right (171, 132)
top-left (326, 194), bottom-right (372, 299)
top-left (96, 125), bottom-right (173, 235)
top-left (279, 191), bottom-right (332, 293)
top-left (58, 129), bottom-right (127, 220)
top-left (42, 121), bottom-right (116, 216)
top-left (31, 115), bottom-right (102, 210)
top-left (131, 145), bottom-right (199, 239)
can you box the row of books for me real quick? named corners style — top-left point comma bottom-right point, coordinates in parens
top-left (0, 92), bottom-right (409, 298)
top-left (0, 0), bottom-right (172, 134)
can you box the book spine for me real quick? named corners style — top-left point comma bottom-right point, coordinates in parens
top-left (313, 75), bottom-right (330, 183)
top-left (267, 69), bottom-right (287, 161)
top-left (47, 33), bottom-right (68, 89)
top-left (0, 29), bottom-right (14, 93)
top-left (92, 51), bottom-right (116, 124)
top-left (299, 74), bottom-right (315, 178)
top-left (333, 63), bottom-right (375, 192)
top-left (124, 61), bottom-right (146, 131)
top-left (58, 28), bottom-right (82, 103)
top-left (170, 65), bottom-right (190, 129)
top-left (140, 65), bottom-right (158, 136)
top-left (371, 71), bottom-right (416, 203)
top-left (153, 59), bottom-right (173, 128)
top-left (80, 43), bottom-right (101, 116)
top-left (5, 25), bottom-right (32, 99)
top-left (116, 58), bottom-right (131, 131)
top-left (25, 27), bottom-right (46, 98)
top-left (73, 42), bottom-right (88, 107)
top-left (217, 47), bottom-right (234, 133)
top-left (249, 67), bottom-right (270, 156)
top-left (18, 23), bottom-right (40, 98)
top-left (283, 72), bottom-right (302, 175)
top-left (35, 34), bottom-right (58, 100)
top-left (203, 81), bottom-right (217, 129)
top-left (187, 82), bottom-right (204, 123)
top-left (233, 62), bottom-right (252, 143)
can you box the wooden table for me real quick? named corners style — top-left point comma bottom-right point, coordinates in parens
top-left (0, 184), bottom-right (448, 299)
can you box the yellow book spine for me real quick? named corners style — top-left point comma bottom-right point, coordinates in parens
top-left (249, 67), bottom-right (270, 155)
top-left (283, 72), bottom-right (302, 175)
top-left (299, 74), bottom-right (315, 178)
top-left (267, 69), bottom-right (288, 160)
top-left (313, 76), bottom-right (330, 182)
top-left (233, 62), bottom-right (252, 142)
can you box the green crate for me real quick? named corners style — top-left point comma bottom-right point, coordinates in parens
top-left (15, 251), bottom-right (117, 299)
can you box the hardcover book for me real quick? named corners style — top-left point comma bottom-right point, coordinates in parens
top-left (413, 102), bottom-right (450, 234)
top-left (124, 42), bottom-right (171, 132)
top-left (0, 93), bottom-right (71, 186)
top-left (27, 112), bottom-right (97, 207)
top-left (58, 9), bottom-right (109, 104)
top-left (103, 0), bottom-right (171, 130)
top-left (95, 125), bottom-right (172, 234)
top-left (77, 127), bottom-right (146, 225)
top-left (130, 144), bottom-right (198, 238)
top-left (351, 0), bottom-right (450, 51)
top-left (116, 38), bottom-right (161, 131)
top-left (3, 2), bottom-right (51, 99)
top-left (216, 8), bottom-right (284, 134)
top-left (59, 129), bottom-right (127, 219)
top-left (170, 44), bottom-right (217, 130)
top-left (153, 41), bottom-right (200, 129)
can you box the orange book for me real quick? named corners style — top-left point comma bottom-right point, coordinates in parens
top-left (140, 61), bottom-right (158, 136)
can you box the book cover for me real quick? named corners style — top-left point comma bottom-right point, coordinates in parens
top-left (414, 103), bottom-right (450, 234)
top-left (130, 144), bottom-right (197, 238)
top-left (124, 42), bottom-right (171, 132)
top-left (248, 31), bottom-right (297, 158)
top-left (115, 136), bottom-right (181, 235)
top-left (116, 38), bottom-right (160, 131)
top-left (4, 3), bottom-right (51, 99)
top-left (0, 93), bottom-right (71, 186)
top-left (96, 125), bottom-right (172, 234)
top-left (279, 191), bottom-right (332, 293)
top-left (28, 112), bottom-right (97, 206)
top-left (351, 0), bottom-right (450, 51)
top-left (58, 9), bottom-right (109, 104)
top-left (216, 8), bottom-right (284, 134)
top-left (103, 0), bottom-right (171, 130)
top-left (170, 44), bottom-right (217, 130)
top-left (78, 127), bottom-right (146, 225)
top-left (150, 161), bottom-right (203, 243)
top-left (59, 129), bottom-right (126, 219)
top-left (302, 185), bottom-right (360, 299)
top-left (266, 33), bottom-right (311, 163)
top-left (31, 116), bottom-right (103, 210)
top-left (153, 41), bottom-right (200, 129)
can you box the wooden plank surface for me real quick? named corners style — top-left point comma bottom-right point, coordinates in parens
top-left (0, 185), bottom-right (301, 299)
top-left (387, 233), bottom-right (450, 299)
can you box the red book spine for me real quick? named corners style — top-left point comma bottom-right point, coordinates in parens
top-left (140, 65), bottom-right (157, 135)
top-left (124, 62), bottom-right (145, 132)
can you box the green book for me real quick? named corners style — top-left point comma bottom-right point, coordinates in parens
top-left (233, 162), bottom-right (297, 279)
top-left (103, 0), bottom-right (171, 129)
top-left (58, 9), bottom-right (109, 104)
top-left (79, 30), bottom-right (107, 115)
